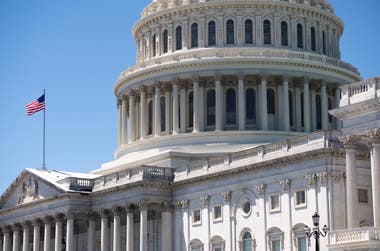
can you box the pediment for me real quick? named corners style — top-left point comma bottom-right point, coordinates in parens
top-left (0, 170), bottom-right (64, 210)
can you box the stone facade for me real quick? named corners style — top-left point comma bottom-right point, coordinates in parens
top-left (0, 1), bottom-right (379, 251)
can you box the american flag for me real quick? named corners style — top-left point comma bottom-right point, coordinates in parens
top-left (26, 94), bottom-right (45, 116)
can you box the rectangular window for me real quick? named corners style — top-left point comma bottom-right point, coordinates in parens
top-left (358, 188), bottom-right (369, 203)
top-left (270, 194), bottom-right (280, 212)
top-left (297, 237), bottom-right (307, 251)
top-left (213, 205), bottom-right (222, 221)
top-left (272, 240), bottom-right (281, 251)
top-left (192, 209), bottom-right (201, 225)
top-left (295, 189), bottom-right (306, 208)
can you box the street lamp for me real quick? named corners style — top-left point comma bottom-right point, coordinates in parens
top-left (305, 212), bottom-right (329, 251)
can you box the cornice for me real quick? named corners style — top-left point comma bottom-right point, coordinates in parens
top-left (114, 54), bottom-right (360, 96)
top-left (329, 97), bottom-right (380, 120)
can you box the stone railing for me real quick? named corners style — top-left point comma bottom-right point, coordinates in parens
top-left (57, 177), bottom-right (95, 192)
top-left (328, 227), bottom-right (380, 246)
top-left (340, 77), bottom-right (380, 106)
top-left (120, 47), bottom-right (359, 80)
top-left (92, 165), bottom-right (174, 191)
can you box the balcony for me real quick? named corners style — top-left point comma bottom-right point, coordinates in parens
top-left (328, 227), bottom-right (380, 250)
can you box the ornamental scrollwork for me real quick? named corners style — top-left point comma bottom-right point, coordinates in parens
top-left (339, 135), bottom-right (361, 150)
top-left (280, 178), bottom-right (291, 191)
top-left (255, 184), bottom-right (266, 195)
top-left (305, 173), bottom-right (317, 186)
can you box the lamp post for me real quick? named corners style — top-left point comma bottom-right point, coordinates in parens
top-left (305, 212), bottom-right (329, 251)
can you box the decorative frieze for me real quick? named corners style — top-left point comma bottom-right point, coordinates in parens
top-left (18, 176), bottom-right (39, 205)
top-left (339, 135), bottom-right (360, 150)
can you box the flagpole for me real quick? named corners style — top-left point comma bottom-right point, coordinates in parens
top-left (42, 89), bottom-right (46, 170)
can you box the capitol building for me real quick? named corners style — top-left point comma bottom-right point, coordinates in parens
top-left (1, 0), bottom-right (379, 250)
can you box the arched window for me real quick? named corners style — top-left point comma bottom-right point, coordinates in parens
top-left (226, 88), bottom-right (236, 125)
top-left (226, 19), bottom-right (234, 45)
top-left (322, 31), bottom-right (326, 54)
top-left (246, 88), bottom-right (256, 126)
top-left (188, 92), bottom-right (194, 128)
top-left (242, 232), bottom-right (253, 251)
top-left (190, 239), bottom-right (203, 251)
top-left (163, 29), bottom-right (168, 53)
top-left (210, 236), bottom-right (225, 251)
top-left (267, 227), bottom-right (283, 251)
top-left (176, 26), bottom-right (182, 50)
top-left (263, 20), bottom-right (271, 45)
top-left (267, 89), bottom-right (275, 114)
top-left (281, 21), bottom-right (288, 46)
top-left (207, 89), bottom-right (216, 127)
top-left (289, 90), bottom-right (294, 127)
top-left (297, 24), bottom-right (303, 49)
top-left (148, 100), bottom-right (153, 135)
top-left (161, 96), bottom-right (165, 132)
top-left (316, 94), bottom-right (322, 130)
top-left (311, 27), bottom-right (316, 51)
top-left (152, 34), bottom-right (157, 57)
top-left (245, 19), bottom-right (253, 44)
top-left (208, 21), bottom-right (216, 46)
top-left (191, 23), bottom-right (198, 48)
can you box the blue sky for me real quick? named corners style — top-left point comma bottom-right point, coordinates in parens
top-left (0, 0), bottom-right (379, 195)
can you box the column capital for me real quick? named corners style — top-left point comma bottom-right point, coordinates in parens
top-left (260, 74), bottom-right (268, 81)
top-left (255, 184), bottom-right (266, 196)
top-left (11, 223), bottom-right (21, 232)
top-left (305, 173), bottom-right (317, 186)
top-left (180, 199), bottom-right (189, 210)
top-left (192, 76), bottom-right (199, 83)
top-left (121, 94), bottom-right (128, 101)
top-left (42, 216), bottom-right (54, 224)
top-left (154, 82), bottom-right (161, 90)
top-left (128, 89), bottom-right (135, 97)
top-left (125, 204), bottom-right (135, 213)
top-left (280, 178), bottom-right (291, 191)
top-left (65, 211), bottom-right (76, 220)
top-left (160, 202), bottom-right (174, 212)
top-left (1, 225), bottom-right (11, 233)
top-left (112, 206), bottom-right (125, 216)
top-left (214, 74), bottom-right (222, 82)
top-left (99, 208), bottom-right (111, 218)
top-left (21, 221), bottom-right (32, 229)
top-left (138, 201), bottom-right (149, 210)
top-left (340, 135), bottom-right (361, 150)
top-left (237, 73), bottom-right (245, 81)
top-left (54, 213), bottom-right (65, 222)
top-left (283, 75), bottom-right (289, 82)
top-left (222, 191), bottom-right (232, 202)
top-left (304, 77), bottom-right (310, 84)
top-left (200, 195), bottom-right (210, 207)
top-left (31, 218), bottom-right (42, 227)
top-left (321, 79), bottom-right (327, 86)
top-left (367, 128), bottom-right (380, 145)
top-left (140, 85), bottom-right (147, 93)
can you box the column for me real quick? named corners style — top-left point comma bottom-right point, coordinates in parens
top-left (311, 89), bottom-right (316, 131)
top-left (295, 87), bottom-right (302, 131)
top-left (334, 87), bottom-right (341, 129)
top-left (369, 130), bottom-right (380, 227)
top-left (12, 225), bottom-right (20, 251)
top-left (340, 135), bottom-right (360, 228)
top-left (113, 208), bottom-right (121, 251)
top-left (161, 204), bottom-right (173, 251)
top-left (100, 210), bottom-right (109, 251)
top-left (126, 205), bottom-right (134, 251)
top-left (22, 222), bottom-right (30, 251)
top-left (181, 200), bottom-right (190, 251)
top-left (2, 227), bottom-right (10, 251)
top-left (172, 83), bottom-right (179, 134)
top-left (121, 96), bottom-right (128, 145)
top-left (321, 80), bottom-right (329, 130)
top-left (193, 78), bottom-right (200, 133)
top-left (303, 78), bottom-right (311, 133)
top-left (32, 220), bottom-right (41, 251)
top-left (165, 87), bottom-right (171, 134)
top-left (128, 91), bottom-right (136, 142)
top-left (222, 192), bottom-right (232, 251)
top-left (43, 217), bottom-right (52, 251)
top-left (54, 217), bottom-right (62, 251)
top-left (238, 75), bottom-right (245, 130)
top-left (283, 76), bottom-right (290, 131)
top-left (88, 213), bottom-right (96, 251)
top-left (118, 100), bottom-right (122, 147)
top-left (260, 74), bottom-right (268, 130)
top-left (180, 86), bottom-right (186, 133)
top-left (66, 214), bottom-right (74, 251)
top-left (199, 83), bottom-right (205, 131)
top-left (140, 87), bottom-right (147, 139)
top-left (215, 76), bottom-right (222, 131)
top-left (154, 84), bottom-right (161, 136)
top-left (139, 203), bottom-right (148, 251)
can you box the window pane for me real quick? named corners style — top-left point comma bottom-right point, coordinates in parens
top-left (243, 239), bottom-right (252, 251)
top-left (176, 26), bottom-right (182, 50)
top-left (311, 27), bottom-right (316, 51)
top-left (245, 19), bottom-right (253, 44)
top-left (316, 94), bottom-right (322, 130)
top-left (163, 29), bottom-right (168, 53)
top-left (358, 189), bottom-right (369, 203)
top-left (297, 24), bottom-right (303, 49)
top-left (226, 89), bottom-right (236, 125)
top-left (267, 89), bottom-right (275, 114)
top-left (213, 205), bottom-right (222, 220)
top-left (207, 90), bottom-right (216, 126)
top-left (298, 237), bottom-right (307, 251)
top-left (152, 34), bottom-right (156, 57)
top-left (208, 21), bottom-right (216, 46)
top-left (322, 31), bottom-right (326, 54)
top-left (148, 101), bottom-right (153, 135)
top-left (246, 89), bottom-right (256, 125)
top-left (263, 20), bottom-right (271, 45)
top-left (188, 92), bottom-right (194, 128)
top-left (281, 21), bottom-right (288, 46)
top-left (272, 240), bottom-right (280, 251)
top-left (289, 91), bottom-right (294, 127)
top-left (271, 195), bottom-right (279, 210)
top-left (296, 190), bottom-right (306, 205)
top-left (161, 97), bottom-right (165, 132)
top-left (191, 23), bottom-right (198, 48)
top-left (226, 19), bottom-right (234, 45)
top-left (193, 209), bottom-right (201, 223)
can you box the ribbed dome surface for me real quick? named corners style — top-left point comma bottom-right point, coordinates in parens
top-left (142, 0), bottom-right (334, 18)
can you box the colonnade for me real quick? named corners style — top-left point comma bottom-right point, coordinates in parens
top-left (1, 203), bottom-right (173, 251)
top-left (117, 75), bottom-right (339, 147)
top-left (340, 129), bottom-right (380, 228)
